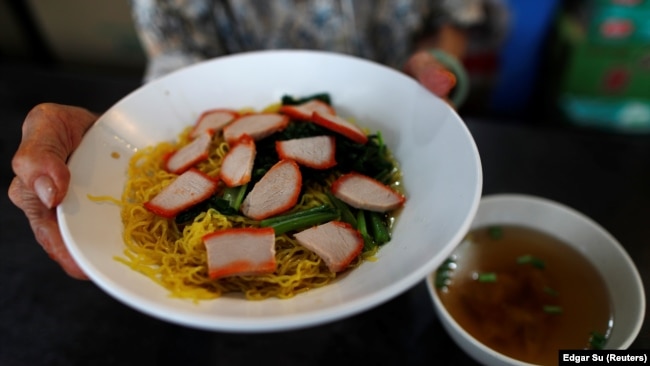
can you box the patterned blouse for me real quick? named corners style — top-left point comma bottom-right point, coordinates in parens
top-left (129, 0), bottom-right (485, 82)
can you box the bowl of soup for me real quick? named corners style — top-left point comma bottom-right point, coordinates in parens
top-left (426, 194), bottom-right (645, 366)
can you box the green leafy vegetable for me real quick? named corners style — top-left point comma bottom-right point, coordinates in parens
top-left (356, 210), bottom-right (375, 251)
top-left (259, 205), bottom-right (339, 235)
top-left (326, 192), bottom-right (357, 227)
top-left (281, 93), bottom-right (331, 106)
top-left (367, 211), bottom-right (391, 246)
top-left (222, 184), bottom-right (248, 211)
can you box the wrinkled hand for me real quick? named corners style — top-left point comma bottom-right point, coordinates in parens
top-left (403, 50), bottom-right (458, 106)
top-left (9, 103), bottom-right (98, 280)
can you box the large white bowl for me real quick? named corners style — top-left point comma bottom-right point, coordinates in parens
top-left (427, 194), bottom-right (645, 365)
top-left (58, 50), bottom-right (482, 332)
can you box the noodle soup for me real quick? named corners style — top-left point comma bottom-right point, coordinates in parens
top-left (435, 225), bottom-right (612, 365)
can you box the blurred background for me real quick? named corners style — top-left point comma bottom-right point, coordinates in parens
top-left (0, 0), bottom-right (649, 131)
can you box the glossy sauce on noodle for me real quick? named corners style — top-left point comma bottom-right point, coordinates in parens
top-left (436, 225), bottom-right (612, 365)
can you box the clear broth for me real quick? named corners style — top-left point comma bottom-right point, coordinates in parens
top-left (436, 225), bottom-right (612, 365)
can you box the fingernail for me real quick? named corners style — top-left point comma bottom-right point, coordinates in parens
top-left (34, 175), bottom-right (57, 209)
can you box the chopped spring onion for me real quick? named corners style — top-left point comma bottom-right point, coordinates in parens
top-left (476, 272), bottom-right (497, 283)
top-left (543, 305), bottom-right (563, 314)
top-left (517, 254), bottom-right (546, 269)
top-left (488, 226), bottom-right (503, 240)
top-left (589, 331), bottom-right (607, 350)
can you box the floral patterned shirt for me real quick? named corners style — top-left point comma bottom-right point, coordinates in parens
top-left (129, 0), bottom-right (485, 82)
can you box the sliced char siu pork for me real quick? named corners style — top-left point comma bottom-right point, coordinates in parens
top-left (311, 111), bottom-right (368, 144)
top-left (331, 172), bottom-right (405, 212)
top-left (222, 113), bottom-right (289, 144)
top-left (190, 109), bottom-right (238, 139)
top-left (275, 135), bottom-right (337, 169)
top-left (293, 221), bottom-right (364, 272)
top-left (203, 227), bottom-right (276, 279)
top-left (241, 159), bottom-right (302, 220)
top-left (219, 134), bottom-right (256, 187)
top-left (165, 131), bottom-right (213, 174)
top-left (144, 168), bottom-right (218, 218)
top-left (279, 99), bottom-right (336, 121)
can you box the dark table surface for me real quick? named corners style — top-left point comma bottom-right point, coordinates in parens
top-left (1, 63), bottom-right (648, 366)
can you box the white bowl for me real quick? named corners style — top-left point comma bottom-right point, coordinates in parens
top-left (57, 50), bottom-right (482, 332)
top-left (427, 194), bottom-right (645, 365)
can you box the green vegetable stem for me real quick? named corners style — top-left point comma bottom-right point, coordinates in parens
top-left (259, 205), bottom-right (339, 235)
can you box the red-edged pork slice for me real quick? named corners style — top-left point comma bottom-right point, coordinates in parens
top-left (222, 113), bottom-right (289, 144)
top-left (144, 168), bottom-right (218, 218)
top-left (279, 99), bottom-right (336, 121)
top-left (241, 159), bottom-right (302, 220)
top-left (293, 221), bottom-right (363, 272)
top-left (164, 132), bottom-right (213, 174)
top-left (275, 135), bottom-right (336, 170)
top-left (219, 134), bottom-right (256, 187)
top-left (190, 109), bottom-right (238, 139)
top-left (311, 111), bottom-right (368, 144)
top-left (203, 227), bottom-right (276, 279)
top-left (331, 172), bottom-right (405, 212)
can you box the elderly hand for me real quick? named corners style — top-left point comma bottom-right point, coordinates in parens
top-left (9, 103), bottom-right (98, 280)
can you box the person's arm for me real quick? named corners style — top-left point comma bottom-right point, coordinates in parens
top-left (9, 103), bottom-right (98, 279)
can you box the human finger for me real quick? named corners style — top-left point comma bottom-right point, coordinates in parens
top-left (11, 103), bottom-right (98, 209)
top-left (404, 50), bottom-right (458, 100)
top-left (8, 176), bottom-right (88, 279)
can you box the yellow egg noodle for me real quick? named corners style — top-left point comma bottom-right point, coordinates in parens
top-left (90, 103), bottom-right (397, 302)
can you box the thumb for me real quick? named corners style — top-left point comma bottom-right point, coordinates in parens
top-left (12, 103), bottom-right (98, 208)
top-left (8, 176), bottom-right (88, 279)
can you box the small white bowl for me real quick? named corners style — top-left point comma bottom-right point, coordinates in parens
top-left (426, 194), bottom-right (645, 366)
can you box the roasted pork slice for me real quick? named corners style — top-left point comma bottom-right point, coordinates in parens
top-left (293, 221), bottom-right (364, 272)
top-left (222, 113), bottom-right (289, 144)
top-left (331, 172), bottom-right (405, 212)
top-left (219, 135), bottom-right (256, 187)
top-left (275, 135), bottom-right (337, 169)
top-left (203, 227), bottom-right (276, 279)
top-left (241, 159), bottom-right (302, 220)
top-left (165, 132), bottom-right (213, 174)
top-left (279, 99), bottom-right (336, 121)
top-left (311, 111), bottom-right (368, 144)
top-left (190, 109), bottom-right (238, 139)
top-left (144, 168), bottom-right (218, 218)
